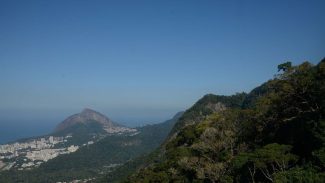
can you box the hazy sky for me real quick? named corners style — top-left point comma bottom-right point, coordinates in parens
top-left (1, 0), bottom-right (325, 126)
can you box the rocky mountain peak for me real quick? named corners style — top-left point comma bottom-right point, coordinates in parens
top-left (54, 108), bottom-right (136, 134)
top-left (80, 108), bottom-right (99, 115)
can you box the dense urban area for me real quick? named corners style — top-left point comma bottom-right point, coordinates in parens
top-left (0, 135), bottom-right (84, 171)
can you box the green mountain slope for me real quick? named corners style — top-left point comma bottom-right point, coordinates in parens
top-left (123, 59), bottom-right (325, 182)
top-left (97, 112), bottom-right (184, 183)
top-left (96, 94), bottom-right (248, 183)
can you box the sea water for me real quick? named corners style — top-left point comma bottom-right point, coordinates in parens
top-left (0, 120), bottom-right (55, 144)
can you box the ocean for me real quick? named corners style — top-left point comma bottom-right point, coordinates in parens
top-left (0, 121), bottom-right (55, 144)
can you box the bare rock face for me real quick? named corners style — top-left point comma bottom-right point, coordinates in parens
top-left (206, 102), bottom-right (226, 112)
top-left (54, 108), bottom-right (136, 134)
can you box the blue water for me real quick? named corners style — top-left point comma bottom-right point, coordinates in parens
top-left (0, 121), bottom-right (55, 144)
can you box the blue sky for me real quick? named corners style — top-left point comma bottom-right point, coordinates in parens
top-left (0, 0), bottom-right (325, 127)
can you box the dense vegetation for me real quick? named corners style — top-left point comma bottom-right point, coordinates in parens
top-left (123, 59), bottom-right (325, 182)
top-left (0, 113), bottom-right (182, 182)
top-left (52, 121), bottom-right (108, 146)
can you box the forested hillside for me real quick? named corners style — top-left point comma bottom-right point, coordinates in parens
top-left (123, 59), bottom-right (325, 182)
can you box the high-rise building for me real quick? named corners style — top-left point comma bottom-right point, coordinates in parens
top-left (49, 136), bottom-right (54, 143)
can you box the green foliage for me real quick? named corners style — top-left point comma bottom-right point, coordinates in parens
top-left (125, 59), bottom-right (325, 183)
top-left (278, 61), bottom-right (292, 72)
top-left (273, 167), bottom-right (325, 183)
top-left (167, 124), bottom-right (202, 149)
top-left (241, 82), bottom-right (271, 109)
top-left (53, 121), bottom-right (107, 145)
top-left (313, 147), bottom-right (325, 169)
top-left (170, 92), bottom-right (247, 136)
top-left (256, 61), bottom-right (325, 158)
top-left (234, 143), bottom-right (298, 182)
